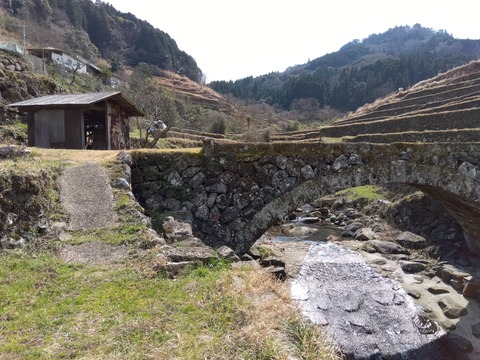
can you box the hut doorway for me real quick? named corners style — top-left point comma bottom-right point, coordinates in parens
top-left (84, 109), bottom-right (106, 150)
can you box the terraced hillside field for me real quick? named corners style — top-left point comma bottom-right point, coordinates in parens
top-left (271, 60), bottom-right (480, 144)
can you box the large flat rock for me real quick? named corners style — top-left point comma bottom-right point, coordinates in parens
top-left (291, 242), bottom-right (467, 359)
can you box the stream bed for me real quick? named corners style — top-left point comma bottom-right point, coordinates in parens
top-left (290, 242), bottom-right (460, 359)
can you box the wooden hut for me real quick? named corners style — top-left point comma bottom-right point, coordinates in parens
top-left (9, 92), bottom-right (144, 150)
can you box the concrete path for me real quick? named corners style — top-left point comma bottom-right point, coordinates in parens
top-left (59, 162), bottom-right (117, 230)
top-left (291, 242), bottom-right (467, 359)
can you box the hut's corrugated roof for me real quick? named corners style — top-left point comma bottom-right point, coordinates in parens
top-left (9, 92), bottom-right (144, 117)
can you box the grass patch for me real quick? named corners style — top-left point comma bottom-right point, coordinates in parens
top-left (250, 245), bottom-right (275, 260)
top-left (67, 223), bottom-right (145, 246)
top-left (0, 250), bottom-right (341, 359)
top-left (0, 122), bottom-right (27, 144)
top-left (0, 151), bottom-right (66, 174)
top-left (130, 147), bottom-right (202, 155)
top-left (284, 318), bottom-right (340, 360)
top-left (336, 185), bottom-right (384, 201)
top-left (28, 148), bottom-right (119, 166)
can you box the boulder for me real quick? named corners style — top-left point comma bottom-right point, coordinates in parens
top-left (366, 240), bottom-right (408, 255)
top-left (280, 224), bottom-right (318, 237)
top-left (247, 247), bottom-right (263, 260)
top-left (344, 208), bottom-right (361, 218)
top-left (438, 294), bottom-right (468, 319)
top-left (461, 278), bottom-right (480, 298)
top-left (440, 319), bottom-right (456, 331)
top-left (400, 261), bottom-right (426, 273)
top-left (0, 145), bottom-right (29, 159)
top-left (331, 197), bottom-right (346, 210)
top-left (164, 261), bottom-right (195, 277)
top-left (112, 178), bottom-right (131, 190)
top-left (162, 216), bottom-right (193, 241)
top-left (144, 228), bottom-right (166, 246)
top-left (216, 245), bottom-right (240, 262)
top-left (472, 323), bottom-right (480, 338)
top-left (159, 244), bottom-right (217, 264)
top-left (260, 256), bottom-right (286, 268)
top-left (437, 264), bottom-right (471, 284)
top-left (395, 231), bottom-right (428, 249)
top-left (355, 228), bottom-right (375, 241)
top-left (268, 266), bottom-right (287, 281)
top-left (296, 216), bottom-right (320, 224)
top-left (313, 194), bottom-right (337, 207)
top-left (451, 279), bottom-right (466, 292)
top-left (344, 221), bottom-right (363, 233)
top-left (117, 150), bottom-right (133, 166)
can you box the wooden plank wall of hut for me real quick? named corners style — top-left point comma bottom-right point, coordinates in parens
top-left (109, 103), bottom-right (130, 150)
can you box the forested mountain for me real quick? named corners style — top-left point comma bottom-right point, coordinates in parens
top-left (4, 2), bottom-right (480, 128)
top-left (1, 0), bottom-right (202, 81)
top-left (210, 25), bottom-right (480, 112)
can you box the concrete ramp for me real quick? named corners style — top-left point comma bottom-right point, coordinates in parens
top-left (59, 162), bottom-right (117, 230)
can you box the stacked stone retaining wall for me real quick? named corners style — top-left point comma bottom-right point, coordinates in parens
top-left (131, 141), bottom-right (480, 254)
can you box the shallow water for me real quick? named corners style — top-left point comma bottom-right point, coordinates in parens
top-left (268, 222), bottom-right (342, 243)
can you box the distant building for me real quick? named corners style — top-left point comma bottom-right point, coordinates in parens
top-left (0, 43), bottom-right (23, 54)
top-left (27, 47), bottom-right (100, 75)
top-left (9, 92), bottom-right (144, 150)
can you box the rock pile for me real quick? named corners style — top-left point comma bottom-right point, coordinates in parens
top-left (0, 145), bottom-right (30, 159)
top-left (147, 215), bottom-right (289, 280)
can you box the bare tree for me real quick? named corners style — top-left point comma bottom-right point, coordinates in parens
top-left (65, 56), bottom-right (87, 88)
top-left (121, 63), bottom-right (179, 148)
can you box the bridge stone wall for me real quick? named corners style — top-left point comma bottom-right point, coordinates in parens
top-left (130, 141), bottom-right (480, 254)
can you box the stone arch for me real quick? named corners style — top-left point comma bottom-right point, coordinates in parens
top-left (235, 163), bottom-right (480, 254)
top-left (131, 142), bottom-right (480, 255)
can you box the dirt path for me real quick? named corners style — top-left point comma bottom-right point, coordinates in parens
top-left (59, 162), bottom-right (117, 230)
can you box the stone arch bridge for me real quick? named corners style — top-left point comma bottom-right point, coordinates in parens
top-left (130, 141), bottom-right (480, 254)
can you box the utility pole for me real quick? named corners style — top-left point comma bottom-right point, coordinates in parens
top-left (20, 24), bottom-right (27, 55)
top-left (15, 24), bottom-right (27, 55)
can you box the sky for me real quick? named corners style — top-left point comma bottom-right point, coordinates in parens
top-left (105, 0), bottom-right (480, 83)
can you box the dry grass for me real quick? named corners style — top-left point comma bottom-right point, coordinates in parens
top-left (411, 59), bottom-right (480, 90)
top-left (218, 265), bottom-right (342, 360)
top-left (0, 147), bottom-right (120, 175)
top-left (129, 147), bottom-right (202, 156)
top-left (340, 59), bottom-right (480, 122)
top-left (153, 70), bottom-right (230, 110)
top-left (30, 147), bottom-right (119, 165)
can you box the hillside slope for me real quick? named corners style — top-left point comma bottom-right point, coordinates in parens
top-left (270, 59), bottom-right (480, 143)
top-left (0, 1), bottom-right (202, 81)
top-left (154, 70), bottom-right (232, 111)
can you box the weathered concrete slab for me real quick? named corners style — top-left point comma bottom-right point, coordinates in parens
top-left (291, 242), bottom-right (467, 359)
top-left (60, 163), bottom-right (117, 230)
